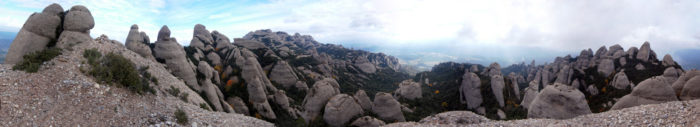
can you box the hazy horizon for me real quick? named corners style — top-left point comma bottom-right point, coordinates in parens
top-left (1, 0), bottom-right (699, 70)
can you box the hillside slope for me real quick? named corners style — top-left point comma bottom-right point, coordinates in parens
top-left (0, 35), bottom-right (272, 126)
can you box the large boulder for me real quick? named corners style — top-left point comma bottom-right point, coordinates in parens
top-left (611, 76), bottom-right (678, 110)
top-left (597, 59), bottom-right (615, 77)
top-left (554, 65), bottom-right (573, 85)
top-left (152, 26), bottom-right (200, 91)
top-left (124, 24), bottom-right (153, 59)
top-left (301, 78), bottom-right (340, 122)
top-left (635, 42), bottom-right (651, 62)
top-left (56, 30), bottom-right (92, 48)
top-left (247, 76), bottom-right (276, 119)
top-left (189, 24), bottom-right (214, 50)
top-left (671, 70), bottom-right (700, 100)
top-left (351, 116), bottom-right (386, 127)
top-left (460, 72), bottom-right (482, 109)
top-left (372, 92), bottom-right (405, 122)
top-left (211, 31), bottom-right (233, 50)
top-left (662, 54), bottom-right (677, 67)
top-left (273, 90), bottom-right (297, 118)
top-left (206, 52), bottom-right (222, 66)
top-left (672, 70), bottom-right (700, 95)
top-left (611, 71), bottom-right (631, 90)
top-left (197, 61), bottom-right (227, 112)
top-left (354, 55), bottom-right (377, 74)
top-left (393, 80), bottom-right (422, 100)
top-left (226, 96), bottom-right (250, 115)
top-left (527, 83), bottom-right (591, 119)
top-left (62, 5), bottom-right (94, 33)
top-left (418, 111), bottom-right (490, 125)
top-left (662, 67), bottom-right (681, 84)
top-left (236, 51), bottom-right (277, 119)
top-left (508, 72), bottom-right (523, 99)
top-left (323, 94), bottom-right (364, 127)
top-left (5, 4), bottom-right (64, 64)
top-left (491, 75), bottom-right (505, 107)
top-left (679, 76), bottom-right (700, 100)
top-left (269, 60), bottom-right (299, 88)
top-left (520, 81), bottom-right (539, 109)
top-left (354, 90), bottom-right (373, 111)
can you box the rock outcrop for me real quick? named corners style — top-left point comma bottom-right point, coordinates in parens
top-left (636, 42), bottom-right (652, 62)
top-left (152, 26), bottom-right (200, 91)
top-left (227, 96), bottom-right (250, 115)
top-left (301, 78), bottom-right (340, 122)
top-left (491, 75), bottom-right (505, 107)
top-left (611, 71), bottom-right (631, 90)
top-left (611, 76), bottom-right (678, 110)
top-left (354, 90), bottom-right (373, 111)
top-left (671, 70), bottom-right (700, 100)
top-left (393, 80), bottom-right (422, 100)
top-left (56, 5), bottom-right (95, 48)
top-left (460, 72), bottom-right (482, 109)
top-left (6, 4), bottom-right (64, 64)
top-left (663, 67), bottom-right (681, 84)
top-left (672, 70), bottom-right (700, 95)
top-left (323, 94), bottom-right (364, 127)
top-left (372, 92), bottom-right (405, 122)
top-left (269, 60), bottom-right (298, 88)
top-left (662, 54), bottom-right (677, 67)
top-left (528, 83), bottom-right (591, 119)
top-left (520, 81), bottom-right (539, 109)
top-left (125, 24), bottom-right (153, 59)
top-left (598, 59), bottom-right (615, 76)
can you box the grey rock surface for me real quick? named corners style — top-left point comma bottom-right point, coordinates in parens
top-left (125, 24), bottom-right (153, 59)
top-left (153, 26), bottom-right (201, 91)
top-left (528, 83), bottom-right (591, 119)
top-left (269, 60), bottom-right (298, 88)
top-left (491, 75), bottom-right (505, 107)
top-left (460, 72), bottom-right (482, 109)
top-left (394, 80), bottom-right (422, 100)
top-left (611, 76), bottom-right (678, 110)
top-left (636, 42), bottom-right (651, 62)
top-left (301, 78), bottom-right (340, 122)
top-left (354, 90), bottom-right (373, 111)
top-left (323, 94), bottom-right (364, 127)
top-left (5, 4), bottom-right (64, 64)
top-left (372, 92), bottom-right (405, 122)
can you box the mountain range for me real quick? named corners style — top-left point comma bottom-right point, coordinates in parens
top-left (1, 3), bottom-right (699, 127)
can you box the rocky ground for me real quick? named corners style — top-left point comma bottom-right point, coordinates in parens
top-left (0, 36), bottom-right (273, 126)
top-left (386, 99), bottom-right (700, 127)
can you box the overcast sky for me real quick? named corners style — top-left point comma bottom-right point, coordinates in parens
top-left (2, 0), bottom-right (699, 70)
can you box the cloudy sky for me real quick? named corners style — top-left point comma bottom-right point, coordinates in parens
top-left (1, 0), bottom-right (699, 70)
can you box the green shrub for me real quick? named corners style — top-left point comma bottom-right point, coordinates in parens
top-left (167, 86), bottom-right (181, 96)
top-left (199, 103), bottom-right (210, 111)
top-left (12, 48), bottom-right (62, 73)
top-left (83, 49), bottom-right (154, 94)
top-left (180, 93), bottom-right (189, 103)
top-left (174, 108), bottom-right (188, 125)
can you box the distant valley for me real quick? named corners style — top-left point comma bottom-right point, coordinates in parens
top-left (0, 31), bottom-right (17, 64)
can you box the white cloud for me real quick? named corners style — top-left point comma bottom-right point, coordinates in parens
top-left (2, 0), bottom-right (699, 67)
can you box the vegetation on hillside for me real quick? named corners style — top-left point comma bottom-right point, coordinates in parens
top-left (82, 48), bottom-right (155, 95)
top-left (12, 48), bottom-right (62, 72)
